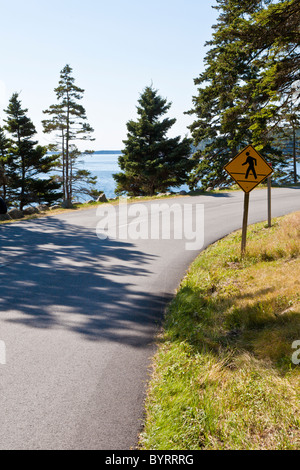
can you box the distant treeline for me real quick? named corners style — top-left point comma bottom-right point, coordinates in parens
top-left (93, 151), bottom-right (122, 155)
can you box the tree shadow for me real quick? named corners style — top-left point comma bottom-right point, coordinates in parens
top-left (0, 217), bottom-right (171, 347)
top-left (188, 191), bottom-right (233, 198)
top-left (167, 283), bottom-right (300, 373)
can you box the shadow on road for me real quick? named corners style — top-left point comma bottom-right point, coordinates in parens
top-left (0, 217), bottom-right (170, 347)
top-left (188, 191), bottom-right (233, 198)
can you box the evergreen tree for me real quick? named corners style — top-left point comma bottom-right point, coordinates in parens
top-left (114, 86), bottom-right (193, 196)
top-left (4, 93), bottom-right (61, 209)
top-left (42, 64), bottom-right (95, 206)
top-left (188, 0), bottom-right (298, 189)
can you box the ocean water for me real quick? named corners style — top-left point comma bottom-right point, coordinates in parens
top-left (77, 152), bottom-right (189, 200)
top-left (78, 152), bottom-right (121, 199)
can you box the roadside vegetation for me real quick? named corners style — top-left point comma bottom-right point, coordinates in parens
top-left (139, 211), bottom-right (300, 450)
top-left (0, 191), bottom-right (189, 224)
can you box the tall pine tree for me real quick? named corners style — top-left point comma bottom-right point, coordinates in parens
top-left (114, 86), bottom-right (193, 196)
top-left (42, 64), bottom-right (95, 206)
top-left (188, 0), bottom-right (298, 189)
top-left (4, 93), bottom-right (61, 209)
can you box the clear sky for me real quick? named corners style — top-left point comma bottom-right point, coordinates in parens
top-left (0, 0), bottom-right (218, 150)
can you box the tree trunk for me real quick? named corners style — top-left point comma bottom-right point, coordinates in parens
top-left (0, 162), bottom-right (6, 201)
top-left (293, 126), bottom-right (297, 184)
top-left (150, 182), bottom-right (155, 196)
top-left (65, 93), bottom-right (70, 204)
top-left (17, 126), bottom-right (25, 210)
top-left (62, 130), bottom-right (66, 200)
top-left (70, 152), bottom-right (73, 201)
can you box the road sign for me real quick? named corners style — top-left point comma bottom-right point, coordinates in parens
top-left (224, 145), bottom-right (273, 193)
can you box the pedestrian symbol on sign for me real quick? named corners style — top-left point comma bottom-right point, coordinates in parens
top-left (242, 152), bottom-right (257, 179)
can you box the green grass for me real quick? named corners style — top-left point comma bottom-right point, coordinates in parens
top-left (139, 212), bottom-right (300, 450)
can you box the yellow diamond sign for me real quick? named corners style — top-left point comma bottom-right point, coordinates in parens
top-left (224, 145), bottom-right (273, 193)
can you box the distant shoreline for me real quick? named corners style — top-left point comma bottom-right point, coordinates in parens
top-left (93, 150), bottom-right (122, 155)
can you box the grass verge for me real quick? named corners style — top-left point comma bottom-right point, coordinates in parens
top-left (139, 211), bottom-right (300, 450)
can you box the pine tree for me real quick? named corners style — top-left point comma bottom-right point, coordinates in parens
top-left (4, 93), bottom-right (61, 209)
top-left (42, 64), bottom-right (95, 206)
top-left (114, 86), bottom-right (193, 196)
top-left (188, 0), bottom-right (261, 189)
top-left (188, 0), bottom-right (298, 189)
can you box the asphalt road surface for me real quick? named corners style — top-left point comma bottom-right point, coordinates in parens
top-left (0, 188), bottom-right (299, 449)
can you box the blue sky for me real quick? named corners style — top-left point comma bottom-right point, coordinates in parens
top-left (0, 0), bottom-right (218, 150)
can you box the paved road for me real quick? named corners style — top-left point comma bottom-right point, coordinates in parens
top-left (0, 188), bottom-right (299, 449)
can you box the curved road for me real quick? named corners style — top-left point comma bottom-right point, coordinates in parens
top-left (0, 188), bottom-right (299, 449)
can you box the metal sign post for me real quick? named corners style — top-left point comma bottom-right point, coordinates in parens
top-left (267, 175), bottom-right (272, 227)
top-left (241, 192), bottom-right (250, 255)
top-left (267, 163), bottom-right (272, 228)
top-left (224, 145), bottom-right (273, 257)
